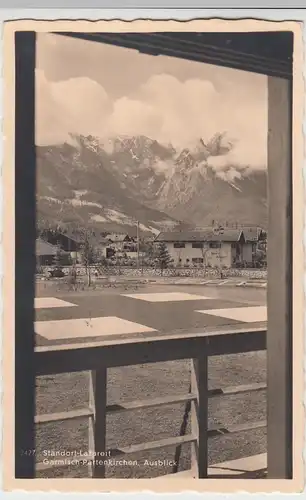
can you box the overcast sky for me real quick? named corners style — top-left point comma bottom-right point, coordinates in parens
top-left (36, 32), bottom-right (267, 169)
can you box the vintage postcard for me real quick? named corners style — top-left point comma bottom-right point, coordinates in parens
top-left (2, 18), bottom-right (304, 493)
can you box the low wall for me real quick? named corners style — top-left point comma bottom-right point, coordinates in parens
top-left (40, 265), bottom-right (267, 280)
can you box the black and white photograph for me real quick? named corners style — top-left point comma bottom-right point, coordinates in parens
top-left (3, 19), bottom-right (304, 492)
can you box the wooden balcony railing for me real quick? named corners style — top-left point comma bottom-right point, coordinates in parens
top-left (33, 326), bottom-right (267, 479)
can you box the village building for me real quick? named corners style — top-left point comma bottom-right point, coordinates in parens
top-left (37, 231), bottom-right (82, 262)
top-left (36, 238), bottom-right (70, 266)
top-left (39, 231), bottom-right (80, 253)
top-left (105, 233), bottom-right (134, 250)
top-left (154, 229), bottom-right (255, 268)
top-left (36, 239), bottom-right (58, 266)
top-left (241, 226), bottom-right (266, 246)
top-left (242, 226), bottom-right (265, 242)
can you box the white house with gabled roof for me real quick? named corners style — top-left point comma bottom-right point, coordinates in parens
top-left (154, 228), bottom-right (254, 268)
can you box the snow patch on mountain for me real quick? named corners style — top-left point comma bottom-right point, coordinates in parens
top-left (37, 131), bottom-right (267, 231)
top-left (41, 195), bottom-right (104, 210)
top-left (69, 199), bottom-right (103, 209)
top-left (148, 226), bottom-right (160, 235)
top-left (91, 214), bottom-right (108, 222)
top-left (104, 209), bottom-right (133, 225)
top-left (152, 220), bottom-right (178, 229)
top-left (229, 183), bottom-right (242, 192)
top-left (74, 189), bottom-right (89, 199)
top-left (41, 196), bottom-right (62, 205)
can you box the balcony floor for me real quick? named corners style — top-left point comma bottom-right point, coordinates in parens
top-left (154, 453), bottom-right (267, 479)
top-left (35, 285), bottom-right (266, 346)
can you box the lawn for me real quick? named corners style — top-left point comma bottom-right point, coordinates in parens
top-left (35, 280), bottom-right (267, 478)
top-left (35, 351), bottom-right (267, 478)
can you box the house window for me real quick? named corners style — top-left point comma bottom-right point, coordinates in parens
top-left (192, 242), bottom-right (203, 248)
top-left (209, 242), bottom-right (221, 249)
top-left (192, 258), bottom-right (204, 264)
top-left (173, 242), bottom-right (185, 248)
top-left (231, 243), bottom-right (236, 249)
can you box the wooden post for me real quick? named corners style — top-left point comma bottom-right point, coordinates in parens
top-left (136, 220), bottom-right (140, 269)
top-left (14, 31), bottom-right (36, 479)
top-left (267, 75), bottom-right (292, 479)
top-left (190, 352), bottom-right (208, 478)
top-left (88, 368), bottom-right (107, 478)
top-left (88, 371), bottom-right (95, 478)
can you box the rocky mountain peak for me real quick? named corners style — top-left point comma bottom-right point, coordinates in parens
top-left (36, 132), bottom-right (268, 233)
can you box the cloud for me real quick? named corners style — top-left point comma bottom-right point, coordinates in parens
top-left (207, 145), bottom-right (266, 171)
top-left (108, 96), bottom-right (163, 137)
top-left (214, 167), bottom-right (243, 183)
top-left (35, 68), bottom-right (267, 169)
top-left (35, 70), bottom-right (113, 145)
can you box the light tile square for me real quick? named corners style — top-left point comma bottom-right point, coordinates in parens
top-left (35, 297), bottom-right (77, 309)
top-left (196, 306), bottom-right (267, 323)
top-left (122, 292), bottom-right (210, 302)
top-left (35, 316), bottom-right (157, 340)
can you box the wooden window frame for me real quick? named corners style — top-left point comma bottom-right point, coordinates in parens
top-left (13, 30), bottom-right (295, 481)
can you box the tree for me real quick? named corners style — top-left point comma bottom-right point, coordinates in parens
top-left (79, 229), bottom-right (96, 286)
top-left (53, 244), bottom-right (65, 268)
top-left (253, 247), bottom-right (266, 268)
top-left (174, 246), bottom-right (183, 268)
top-left (140, 240), bottom-right (154, 260)
top-left (156, 242), bottom-right (171, 275)
top-left (200, 244), bottom-right (210, 273)
top-left (36, 216), bottom-right (54, 240)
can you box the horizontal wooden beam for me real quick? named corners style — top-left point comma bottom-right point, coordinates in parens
top-left (106, 392), bottom-right (197, 413)
top-left (35, 381), bottom-right (266, 425)
top-left (58, 32), bottom-right (292, 79)
top-left (109, 434), bottom-right (196, 456)
top-left (35, 408), bottom-right (93, 424)
top-left (209, 382), bottom-right (267, 397)
top-left (35, 327), bottom-right (266, 375)
top-left (208, 420), bottom-right (266, 438)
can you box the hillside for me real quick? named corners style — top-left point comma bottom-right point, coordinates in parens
top-left (36, 139), bottom-right (184, 236)
top-left (36, 133), bottom-right (268, 234)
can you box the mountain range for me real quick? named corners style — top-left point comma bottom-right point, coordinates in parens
top-left (36, 132), bottom-right (268, 235)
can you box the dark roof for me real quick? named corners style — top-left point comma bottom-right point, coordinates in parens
top-left (99, 237), bottom-right (111, 246)
top-left (42, 231), bottom-right (81, 250)
top-left (57, 232), bottom-right (79, 243)
top-left (105, 233), bottom-right (130, 242)
top-left (155, 229), bottom-right (243, 243)
top-left (56, 231), bottom-right (109, 247)
top-left (36, 239), bottom-right (58, 256)
top-left (57, 31), bottom-right (293, 79)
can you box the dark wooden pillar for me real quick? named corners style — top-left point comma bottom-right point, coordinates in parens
top-left (267, 75), bottom-right (292, 479)
top-left (15, 31), bottom-right (36, 478)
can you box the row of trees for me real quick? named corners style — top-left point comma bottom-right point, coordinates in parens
top-left (50, 238), bottom-right (173, 279)
top-left (49, 229), bottom-right (267, 273)
top-left (50, 229), bottom-right (101, 285)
